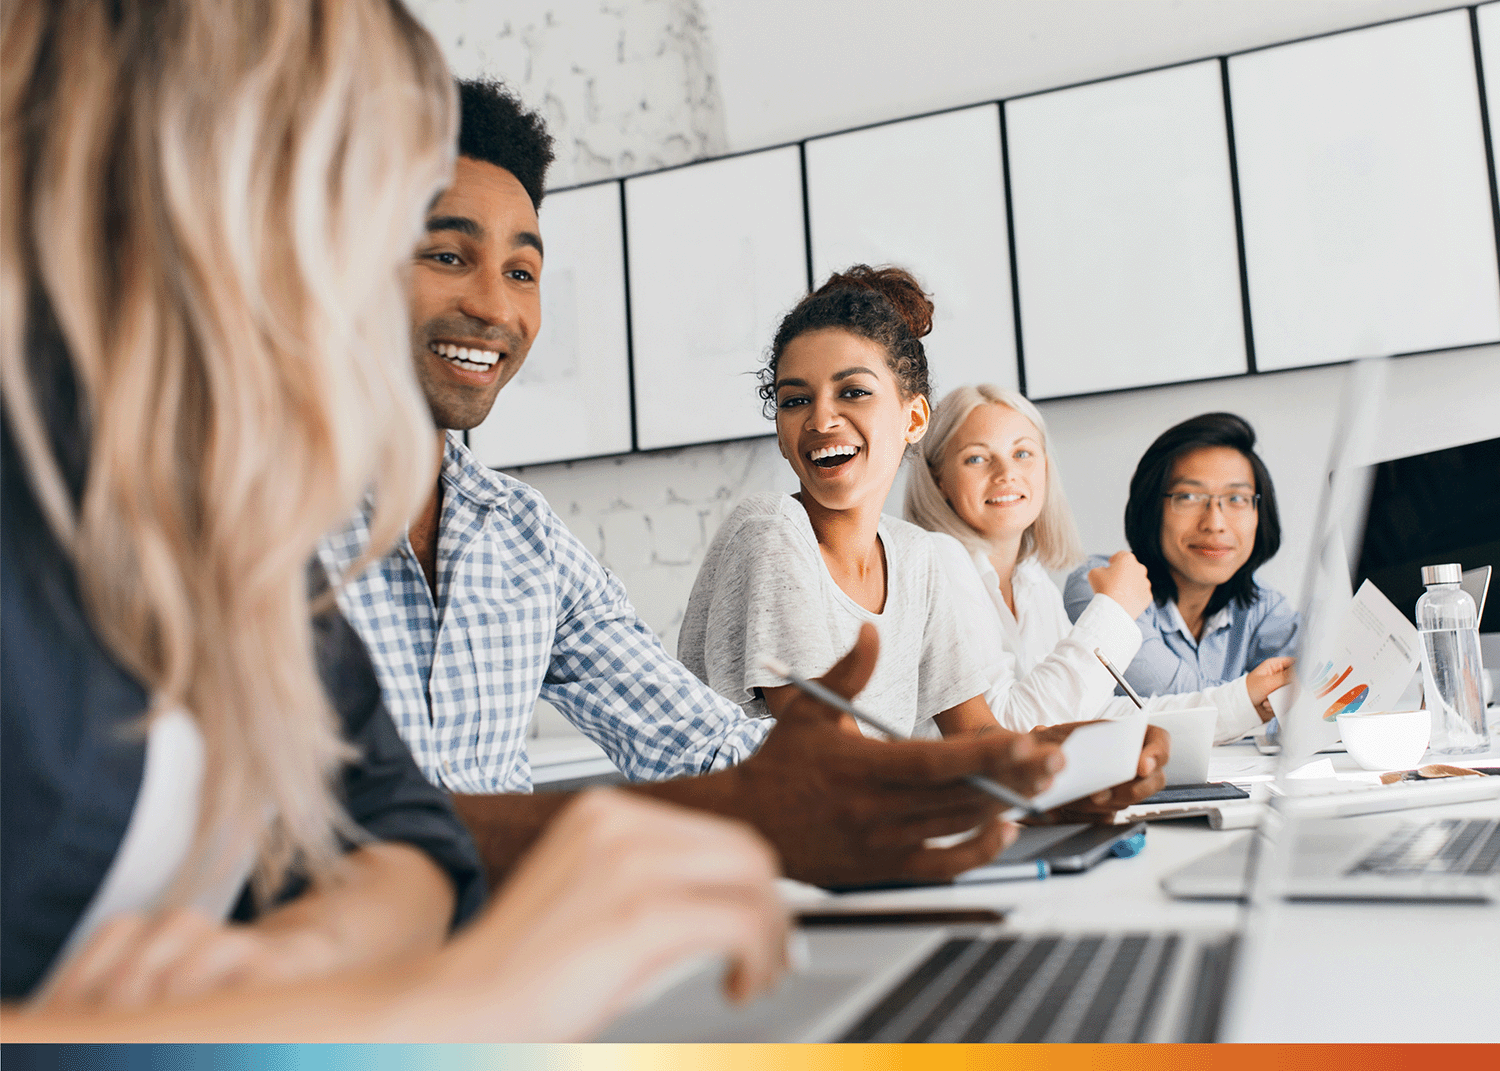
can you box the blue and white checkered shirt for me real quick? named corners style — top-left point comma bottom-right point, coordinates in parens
top-left (1063, 555), bottom-right (1300, 699)
top-left (318, 433), bottom-right (770, 793)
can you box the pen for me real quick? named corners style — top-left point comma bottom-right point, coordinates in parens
top-left (759, 655), bottom-right (1047, 819)
top-left (1094, 647), bottom-right (1146, 709)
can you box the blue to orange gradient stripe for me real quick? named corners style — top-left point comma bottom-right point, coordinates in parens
top-left (4, 1045), bottom-right (1496, 1070)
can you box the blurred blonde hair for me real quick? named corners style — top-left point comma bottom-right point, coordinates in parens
top-left (905, 384), bottom-right (1084, 570)
top-left (1, 0), bottom-right (454, 900)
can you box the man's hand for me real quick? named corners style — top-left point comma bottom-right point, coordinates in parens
top-left (1024, 721), bottom-right (1170, 823)
top-left (637, 624), bottom-right (1066, 888)
top-left (455, 626), bottom-right (1067, 890)
top-left (1247, 657), bottom-right (1295, 722)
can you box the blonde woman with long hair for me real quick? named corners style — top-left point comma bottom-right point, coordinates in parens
top-left (2, 0), bottom-right (787, 1040)
top-left (907, 385), bottom-right (1289, 742)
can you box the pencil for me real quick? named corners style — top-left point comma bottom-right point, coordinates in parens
top-left (759, 656), bottom-right (1047, 819)
top-left (1094, 647), bottom-right (1146, 709)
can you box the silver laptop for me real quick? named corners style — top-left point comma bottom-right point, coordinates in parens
top-left (1163, 805), bottom-right (1500, 902)
top-left (600, 921), bottom-right (1239, 1042)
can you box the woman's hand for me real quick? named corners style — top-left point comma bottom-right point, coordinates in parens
top-left (1247, 657), bottom-right (1295, 722)
top-left (1087, 551), bottom-right (1152, 620)
top-left (34, 842), bottom-right (451, 1014)
top-left (429, 789), bottom-right (790, 1042)
top-left (35, 909), bottom-right (338, 1012)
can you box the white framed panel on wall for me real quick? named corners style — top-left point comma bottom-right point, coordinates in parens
top-left (804, 105), bottom-right (1018, 396)
top-left (469, 183), bottom-right (634, 468)
top-left (1479, 2), bottom-right (1500, 167)
top-left (626, 147), bottom-right (807, 451)
top-left (1006, 60), bottom-right (1246, 400)
top-left (1230, 10), bottom-right (1500, 372)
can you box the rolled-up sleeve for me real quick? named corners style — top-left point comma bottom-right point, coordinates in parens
top-left (541, 514), bottom-right (771, 782)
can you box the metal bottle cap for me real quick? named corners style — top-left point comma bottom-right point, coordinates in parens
top-left (1421, 563), bottom-right (1463, 585)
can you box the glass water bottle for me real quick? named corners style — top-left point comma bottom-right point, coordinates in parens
top-left (1416, 563), bottom-right (1488, 754)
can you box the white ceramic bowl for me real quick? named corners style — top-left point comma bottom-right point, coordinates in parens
top-left (1335, 709), bottom-right (1431, 771)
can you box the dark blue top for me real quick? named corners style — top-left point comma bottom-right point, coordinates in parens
top-left (1, 337), bottom-right (485, 1000)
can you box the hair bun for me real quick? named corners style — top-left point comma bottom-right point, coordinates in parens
top-left (821, 264), bottom-right (933, 340)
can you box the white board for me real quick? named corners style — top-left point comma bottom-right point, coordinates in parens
top-left (469, 182), bottom-right (633, 468)
top-left (1479, 2), bottom-right (1500, 172)
top-left (1006, 60), bottom-right (1247, 400)
top-left (625, 147), bottom-right (808, 451)
top-left (804, 105), bottom-right (1018, 397)
top-left (1230, 10), bottom-right (1500, 372)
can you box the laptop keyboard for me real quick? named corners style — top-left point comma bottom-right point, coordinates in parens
top-left (839, 932), bottom-right (1232, 1043)
top-left (1348, 818), bottom-right (1500, 877)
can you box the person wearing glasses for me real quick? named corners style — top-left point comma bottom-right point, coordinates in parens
top-left (1063, 413), bottom-right (1299, 735)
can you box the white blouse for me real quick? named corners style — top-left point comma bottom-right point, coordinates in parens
top-left (931, 536), bottom-right (1262, 743)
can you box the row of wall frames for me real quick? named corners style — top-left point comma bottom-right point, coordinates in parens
top-left (468, 3), bottom-right (1500, 470)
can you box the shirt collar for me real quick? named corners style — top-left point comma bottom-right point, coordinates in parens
top-left (440, 431), bottom-right (519, 517)
top-left (1156, 598), bottom-right (1234, 645)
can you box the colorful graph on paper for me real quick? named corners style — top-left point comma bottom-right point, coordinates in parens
top-left (1307, 659), bottom-right (1372, 721)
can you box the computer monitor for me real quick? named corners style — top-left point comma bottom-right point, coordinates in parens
top-left (1353, 436), bottom-right (1500, 666)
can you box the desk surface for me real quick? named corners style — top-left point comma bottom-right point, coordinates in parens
top-left (662, 741), bottom-right (1500, 1042)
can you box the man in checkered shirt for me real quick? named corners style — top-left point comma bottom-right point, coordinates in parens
top-left (321, 79), bottom-right (1167, 890)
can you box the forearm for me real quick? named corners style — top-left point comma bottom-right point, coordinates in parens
top-left (933, 694), bottom-right (1003, 737)
top-left (254, 843), bottom-right (454, 973)
top-left (450, 791), bottom-right (574, 889)
top-left (450, 779), bottom-right (753, 891)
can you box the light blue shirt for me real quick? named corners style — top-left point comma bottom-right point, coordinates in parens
top-left (319, 433), bottom-right (770, 794)
top-left (1062, 555), bottom-right (1299, 700)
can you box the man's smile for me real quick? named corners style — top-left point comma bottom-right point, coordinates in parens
top-left (431, 341), bottom-right (502, 372)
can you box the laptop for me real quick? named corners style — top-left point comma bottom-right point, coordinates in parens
top-left (599, 918), bottom-right (1241, 1042)
top-left (1163, 796), bottom-right (1500, 902)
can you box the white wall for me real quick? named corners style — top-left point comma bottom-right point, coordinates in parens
top-left (406, 0), bottom-right (1500, 740)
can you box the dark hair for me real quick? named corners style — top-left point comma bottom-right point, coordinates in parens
top-left (456, 78), bottom-right (555, 210)
top-left (1123, 412), bottom-right (1282, 615)
top-left (757, 265), bottom-right (934, 419)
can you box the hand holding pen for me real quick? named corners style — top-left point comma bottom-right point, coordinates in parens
top-left (740, 623), bottom-right (1067, 886)
top-left (761, 656), bottom-right (1048, 819)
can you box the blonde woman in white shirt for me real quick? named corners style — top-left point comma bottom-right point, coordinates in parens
top-left (906, 385), bottom-right (1289, 743)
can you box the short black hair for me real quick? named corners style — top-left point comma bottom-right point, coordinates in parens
top-left (1123, 412), bottom-right (1282, 616)
top-left (456, 78), bottom-right (554, 210)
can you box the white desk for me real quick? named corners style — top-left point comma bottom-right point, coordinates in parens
top-left (605, 740), bottom-right (1500, 1042)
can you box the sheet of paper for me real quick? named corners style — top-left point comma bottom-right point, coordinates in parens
top-left (1208, 751), bottom-right (1280, 782)
top-left (1284, 578), bottom-right (1421, 761)
top-left (1027, 717), bottom-right (1147, 812)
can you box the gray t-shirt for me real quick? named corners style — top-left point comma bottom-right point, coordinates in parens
top-left (678, 492), bottom-right (990, 738)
